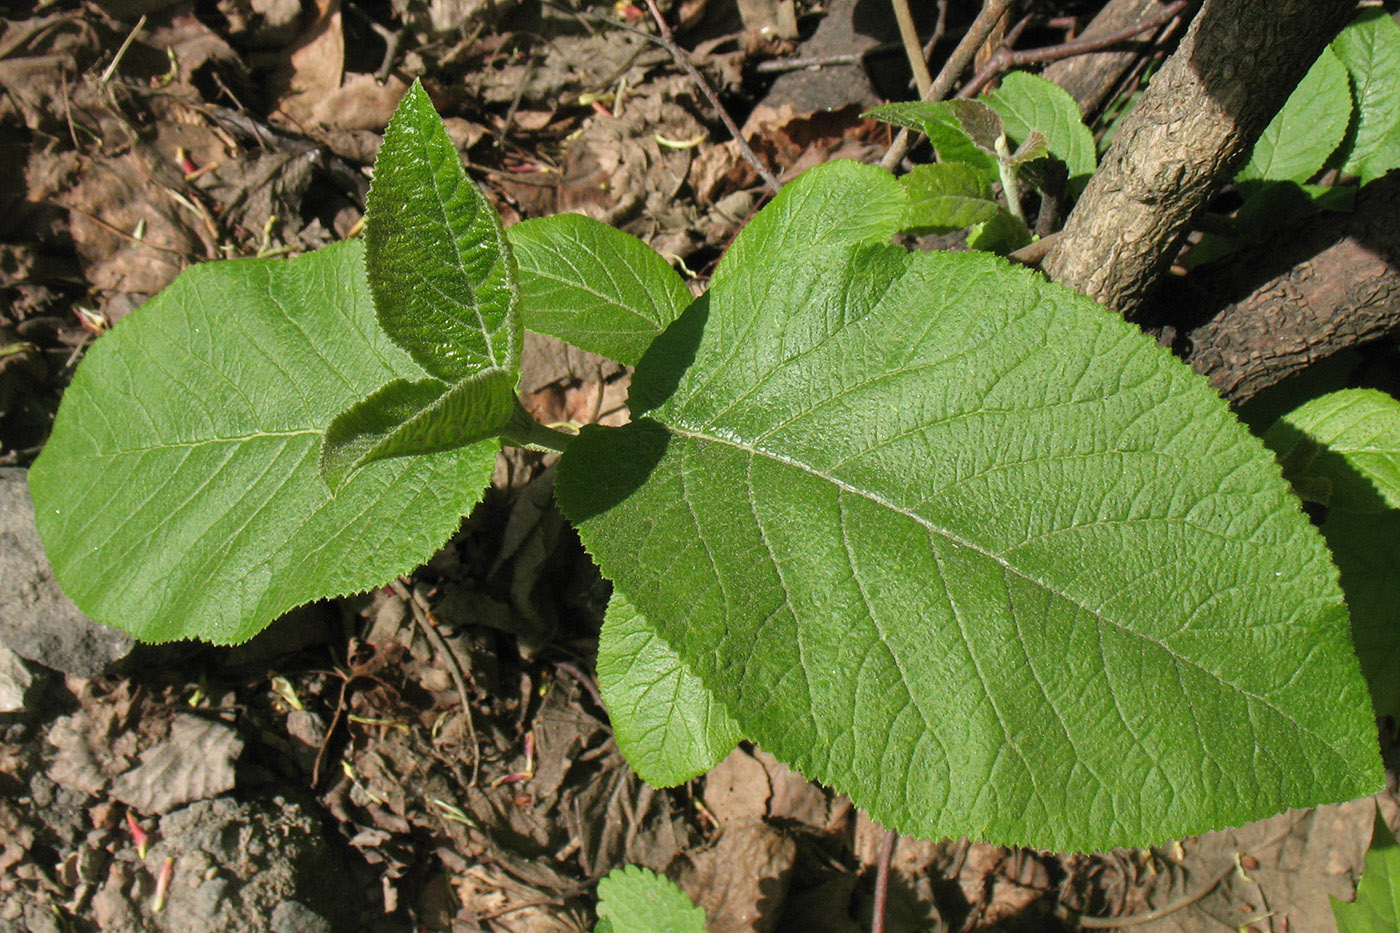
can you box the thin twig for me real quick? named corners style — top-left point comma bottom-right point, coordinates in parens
top-left (99, 13), bottom-right (145, 84)
top-left (891, 0), bottom-right (933, 98)
top-left (641, 0), bottom-right (780, 192)
top-left (1007, 230), bottom-right (1061, 266)
top-left (393, 578), bottom-right (482, 787)
top-left (957, 0), bottom-right (1192, 99)
top-left (880, 0), bottom-right (1010, 172)
top-left (752, 40), bottom-right (901, 74)
top-left (871, 827), bottom-right (898, 933)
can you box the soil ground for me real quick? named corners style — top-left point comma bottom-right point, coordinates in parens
top-left (1, 0), bottom-right (1398, 930)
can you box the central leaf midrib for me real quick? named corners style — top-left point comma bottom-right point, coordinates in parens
top-left (662, 421), bottom-right (1347, 755)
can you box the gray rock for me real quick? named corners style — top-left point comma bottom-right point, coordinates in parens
top-left (0, 468), bottom-right (132, 675)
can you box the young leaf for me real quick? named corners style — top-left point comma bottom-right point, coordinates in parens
top-left (899, 163), bottom-right (1002, 235)
top-left (556, 162), bottom-right (1383, 853)
top-left (597, 590), bottom-right (742, 787)
top-left (595, 865), bottom-right (707, 933)
top-left (1331, 9), bottom-right (1400, 185)
top-left (1333, 816), bottom-right (1400, 932)
top-left (507, 214), bottom-right (692, 367)
top-left (1238, 46), bottom-right (1351, 185)
top-left (27, 241), bottom-right (499, 644)
top-left (1263, 388), bottom-right (1400, 719)
top-left (319, 368), bottom-right (516, 491)
top-left (985, 71), bottom-right (1097, 191)
top-left (864, 101), bottom-right (1001, 182)
top-left (366, 80), bottom-right (521, 381)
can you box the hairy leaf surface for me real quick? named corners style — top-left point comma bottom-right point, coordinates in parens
top-left (320, 368), bottom-right (516, 491)
top-left (366, 80), bottom-right (520, 380)
top-left (1239, 46), bottom-right (1351, 184)
top-left (1332, 9), bottom-right (1400, 185)
top-left (597, 591), bottom-right (741, 787)
top-left (557, 163), bottom-right (1382, 852)
top-left (28, 241), bottom-right (499, 644)
top-left (507, 214), bottom-right (691, 367)
top-left (1265, 389), bottom-right (1400, 719)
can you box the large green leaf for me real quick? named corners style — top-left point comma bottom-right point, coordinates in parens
top-left (365, 80), bottom-right (520, 381)
top-left (1264, 388), bottom-right (1400, 719)
top-left (507, 214), bottom-right (691, 367)
top-left (1332, 9), bottom-right (1400, 185)
top-left (1333, 817), bottom-right (1400, 932)
top-left (985, 71), bottom-right (1097, 190)
top-left (28, 240), bottom-right (499, 644)
top-left (596, 591), bottom-right (741, 787)
top-left (595, 865), bottom-right (707, 933)
top-left (556, 163), bottom-right (1382, 852)
top-left (1238, 46), bottom-right (1351, 185)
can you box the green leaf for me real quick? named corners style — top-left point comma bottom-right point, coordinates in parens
top-left (597, 590), bottom-right (742, 787)
top-left (507, 214), bottom-right (692, 367)
top-left (1263, 388), bottom-right (1400, 719)
top-left (319, 368), bottom-right (516, 491)
top-left (595, 865), bottom-right (706, 933)
top-left (966, 209), bottom-right (1033, 254)
top-left (1333, 816), bottom-right (1400, 932)
top-left (899, 163), bottom-right (1002, 234)
top-left (864, 101), bottom-right (1001, 182)
top-left (1332, 9), bottom-right (1400, 185)
top-left (985, 71), bottom-right (1097, 191)
top-left (556, 165), bottom-right (1383, 852)
top-left (715, 160), bottom-right (907, 280)
top-left (27, 240), bottom-right (499, 645)
top-left (1265, 389), bottom-right (1400, 513)
top-left (1238, 46), bottom-right (1351, 184)
top-left (366, 80), bottom-right (520, 381)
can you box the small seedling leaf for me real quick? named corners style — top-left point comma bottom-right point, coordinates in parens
top-left (1239, 46), bottom-right (1351, 184)
top-left (28, 241), bottom-right (499, 644)
top-left (985, 71), bottom-right (1096, 192)
top-left (899, 163), bottom-right (1002, 234)
top-left (595, 865), bottom-right (706, 933)
top-left (366, 80), bottom-right (520, 381)
top-left (556, 162), bottom-right (1383, 853)
top-left (597, 591), bottom-right (742, 787)
top-left (320, 368), bottom-right (516, 491)
top-left (508, 213), bottom-right (692, 367)
top-left (864, 101), bottom-right (1001, 182)
top-left (1332, 9), bottom-right (1400, 185)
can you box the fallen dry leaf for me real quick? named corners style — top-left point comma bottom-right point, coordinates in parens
top-left (110, 714), bottom-right (243, 814)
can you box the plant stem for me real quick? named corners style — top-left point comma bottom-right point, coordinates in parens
top-left (994, 134), bottom-right (1025, 222)
top-left (500, 400), bottom-right (575, 453)
top-left (891, 0), bottom-right (934, 99)
top-left (871, 827), bottom-right (898, 933)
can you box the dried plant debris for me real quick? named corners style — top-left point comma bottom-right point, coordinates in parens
top-left (109, 714), bottom-right (244, 815)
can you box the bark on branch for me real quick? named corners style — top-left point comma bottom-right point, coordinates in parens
top-left (1179, 173), bottom-right (1400, 404)
top-left (1041, 0), bottom-right (1355, 318)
